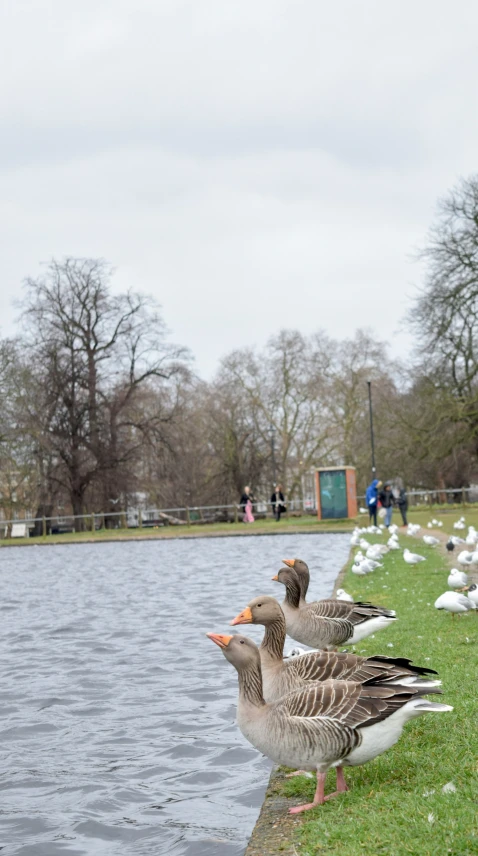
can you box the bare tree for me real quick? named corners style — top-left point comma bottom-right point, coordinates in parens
top-left (20, 258), bottom-right (188, 526)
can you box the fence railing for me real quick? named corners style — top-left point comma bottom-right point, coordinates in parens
top-left (1, 488), bottom-right (476, 538)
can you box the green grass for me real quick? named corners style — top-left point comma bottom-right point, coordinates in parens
top-left (0, 515), bottom-right (353, 546)
top-left (277, 534), bottom-right (478, 856)
top-left (1, 503), bottom-right (478, 547)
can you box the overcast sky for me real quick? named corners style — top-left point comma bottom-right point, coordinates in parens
top-left (1, 1), bottom-right (477, 376)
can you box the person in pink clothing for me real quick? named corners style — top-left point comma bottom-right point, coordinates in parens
top-left (239, 486), bottom-right (255, 523)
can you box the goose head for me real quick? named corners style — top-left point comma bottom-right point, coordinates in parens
top-left (271, 567), bottom-right (301, 608)
top-left (282, 558), bottom-right (309, 598)
top-left (206, 632), bottom-right (261, 670)
top-left (231, 595), bottom-right (284, 627)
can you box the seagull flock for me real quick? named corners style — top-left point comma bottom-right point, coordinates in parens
top-left (205, 512), bottom-right (475, 813)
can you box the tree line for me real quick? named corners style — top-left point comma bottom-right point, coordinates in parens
top-left (2, 175), bottom-right (478, 525)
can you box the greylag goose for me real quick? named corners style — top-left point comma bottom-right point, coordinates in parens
top-left (207, 633), bottom-right (452, 813)
top-left (230, 596), bottom-right (439, 702)
top-left (273, 566), bottom-right (396, 650)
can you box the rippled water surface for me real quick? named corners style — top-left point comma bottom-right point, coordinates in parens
top-left (0, 532), bottom-right (350, 856)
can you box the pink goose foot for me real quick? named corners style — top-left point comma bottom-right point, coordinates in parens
top-left (289, 772), bottom-right (326, 813)
top-left (323, 766), bottom-right (349, 800)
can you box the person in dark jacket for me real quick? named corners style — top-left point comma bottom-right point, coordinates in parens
top-left (271, 484), bottom-right (286, 521)
top-left (395, 486), bottom-right (408, 526)
top-left (365, 478), bottom-right (382, 526)
top-left (379, 482), bottom-right (394, 528)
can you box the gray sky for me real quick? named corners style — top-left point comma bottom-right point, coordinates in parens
top-left (1, 1), bottom-right (477, 376)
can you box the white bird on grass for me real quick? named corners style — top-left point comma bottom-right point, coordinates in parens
top-left (453, 517), bottom-right (465, 530)
top-left (434, 591), bottom-right (475, 616)
top-left (403, 548), bottom-right (426, 565)
top-left (388, 524), bottom-right (399, 535)
top-left (336, 588), bottom-right (354, 603)
top-left (367, 544), bottom-right (388, 557)
top-left (359, 538), bottom-right (371, 550)
top-left (457, 550), bottom-right (475, 566)
top-left (407, 523), bottom-right (421, 536)
top-left (447, 568), bottom-right (468, 589)
top-left (423, 535), bottom-right (440, 546)
top-left (450, 535), bottom-right (465, 545)
top-left (464, 583), bottom-right (478, 608)
top-left (387, 537), bottom-right (400, 550)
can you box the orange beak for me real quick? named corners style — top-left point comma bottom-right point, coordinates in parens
top-left (271, 574), bottom-right (279, 581)
top-left (282, 559), bottom-right (295, 568)
top-left (206, 632), bottom-right (233, 649)
top-left (230, 606), bottom-right (253, 626)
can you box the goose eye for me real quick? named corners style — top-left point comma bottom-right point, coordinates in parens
top-left (257, 603), bottom-right (262, 607)
top-left (239, 640), bottom-right (245, 644)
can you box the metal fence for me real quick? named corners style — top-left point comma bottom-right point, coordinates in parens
top-left (1, 488), bottom-right (477, 538)
top-left (0, 498), bottom-right (317, 538)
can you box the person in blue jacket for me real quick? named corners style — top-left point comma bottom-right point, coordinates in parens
top-left (365, 478), bottom-right (382, 526)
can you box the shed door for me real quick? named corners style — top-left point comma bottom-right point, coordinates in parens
top-left (319, 470), bottom-right (347, 519)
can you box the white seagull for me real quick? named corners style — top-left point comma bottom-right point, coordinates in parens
top-left (423, 535), bottom-right (440, 546)
top-left (457, 550), bottom-right (475, 566)
top-left (447, 568), bottom-right (468, 589)
top-left (403, 548), bottom-right (426, 565)
top-left (336, 588), bottom-right (354, 602)
top-left (464, 583), bottom-right (478, 608)
top-left (434, 591), bottom-right (475, 616)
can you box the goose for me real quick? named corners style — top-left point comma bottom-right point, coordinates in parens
top-left (447, 568), bottom-right (468, 589)
top-left (336, 588), bottom-right (354, 602)
top-left (230, 596), bottom-right (441, 701)
top-left (272, 567), bottom-right (396, 650)
top-left (403, 548), bottom-right (426, 565)
top-left (207, 633), bottom-right (452, 813)
top-left (434, 591), bottom-right (474, 616)
top-left (423, 535), bottom-right (440, 546)
top-left (463, 583), bottom-right (478, 608)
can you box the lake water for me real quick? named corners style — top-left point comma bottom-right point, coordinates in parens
top-left (0, 532), bottom-right (350, 856)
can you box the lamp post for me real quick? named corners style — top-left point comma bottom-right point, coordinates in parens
top-left (269, 423), bottom-right (277, 487)
top-left (367, 381), bottom-right (376, 475)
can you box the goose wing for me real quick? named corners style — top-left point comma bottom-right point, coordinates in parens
top-left (283, 650), bottom-right (426, 685)
top-left (308, 599), bottom-right (395, 626)
top-left (281, 680), bottom-right (441, 729)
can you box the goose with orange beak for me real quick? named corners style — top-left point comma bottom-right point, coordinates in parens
top-left (206, 632), bottom-right (452, 814)
top-left (229, 595), bottom-right (439, 702)
top-left (272, 566), bottom-right (396, 650)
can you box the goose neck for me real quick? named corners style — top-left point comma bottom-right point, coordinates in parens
top-left (260, 617), bottom-right (286, 662)
top-left (238, 662), bottom-right (266, 707)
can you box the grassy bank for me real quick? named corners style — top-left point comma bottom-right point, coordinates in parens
top-left (0, 515), bottom-right (353, 547)
top-left (270, 535), bottom-right (478, 855)
top-left (1, 504), bottom-right (478, 548)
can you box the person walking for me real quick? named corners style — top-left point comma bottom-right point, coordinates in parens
top-left (395, 484), bottom-right (408, 526)
top-left (240, 486), bottom-right (255, 523)
top-left (365, 478), bottom-right (382, 526)
top-left (270, 484), bottom-right (286, 521)
top-left (379, 482), bottom-right (394, 528)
